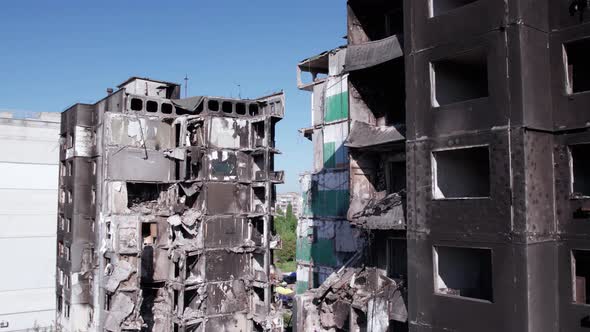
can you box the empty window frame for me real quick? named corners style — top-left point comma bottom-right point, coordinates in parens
top-left (222, 101), bottom-right (233, 114)
top-left (252, 187), bottom-right (266, 213)
top-left (386, 160), bottom-right (406, 194)
top-left (348, 0), bottom-right (404, 42)
top-left (386, 238), bottom-right (407, 279)
top-left (570, 144), bottom-right (590, 197)
top-left (208, 100), bottom-right (219, 112)
top-left (564, 38), bottom-right (590, 94)
top-left (67, 133), bottom-right (73, 148)
top-left (236, 103), bottom-right (246, 115)
top-left (434, 246), bottom-right (493, 302)
top-left (57, 295), bottom-right (63, 313)
top-left (432, 146), bottom-right (490, 199)
top-left (252, 121), bottom-right (266, 148)
top-left (64, 274), bottom-right (70, 289)
top-left (126, 183), bottom-right (164, 208)
top-left (105, 293), bottom-right (112, 310)
top-left (429, 0), bottom-right (479, 17)
top-left (64, 302), bottom-right (70, 318)
top-left (65, 218), bottom-right (71, 232)
top-left (573, 250), bottom-right (590, 304)
top-left (252, 154), bottom-right (265, 181)
top-left (142, 222), bottom-right (158, 245)
top-left (249, 103), bottom-right (260, 116)
top-left (130, 98), bottom-right (143, 111)
top-left (161, 102), bottom-right (173, 114)
top-left (146, 100), bottom-right (158, 113)
top-left (430, 48), bottom-right (489, 106)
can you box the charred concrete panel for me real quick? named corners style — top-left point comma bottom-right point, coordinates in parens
top-left (295, 0), bottom-right (590, 331)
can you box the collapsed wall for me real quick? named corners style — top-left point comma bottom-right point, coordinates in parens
top-left (55, 77), bottom-right (285, 331)
top-left (294, 0), bottom-right (408, 330)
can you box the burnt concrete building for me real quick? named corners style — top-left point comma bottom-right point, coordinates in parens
top-left (55, 77), bottom-right (285, 331)
top-left (296, 0), bottom-right (590, 331)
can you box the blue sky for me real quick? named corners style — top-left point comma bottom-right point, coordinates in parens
top-left (0, 1), bottom-right (346, 193)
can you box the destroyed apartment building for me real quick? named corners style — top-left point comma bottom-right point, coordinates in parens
top-left (55, 77), bottom-right (285, 331)
top-left (295, 0), bottom-right (590, 331)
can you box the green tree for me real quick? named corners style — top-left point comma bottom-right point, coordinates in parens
top-left (275, 203), bottom-right (297, 270)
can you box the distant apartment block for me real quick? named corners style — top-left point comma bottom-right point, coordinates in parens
top-left (275, 192), bottom-right (301, 216)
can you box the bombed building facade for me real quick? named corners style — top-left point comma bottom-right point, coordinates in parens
top-left (55, 77), bottom-right (285, 331)
top-left (295, 0), bottom-right (590, 331)
top-left (295, 46), bottom-right (364, 295)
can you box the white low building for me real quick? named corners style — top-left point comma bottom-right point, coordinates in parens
top-left (0, 111), bottom-right (60, 331)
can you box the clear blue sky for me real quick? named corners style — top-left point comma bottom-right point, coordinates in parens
top-left (0, 1), bottom-right (346, 193)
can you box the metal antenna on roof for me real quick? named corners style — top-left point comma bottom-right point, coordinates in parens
top-left (235, 82), bottom-right (241, 99)
top-left (184, 74), bottom-right (189, 98)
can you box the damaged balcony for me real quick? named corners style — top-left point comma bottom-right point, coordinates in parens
top-left (346, 123), bottom-right (406, 229)
top-left (346, 0), bottom-right (404, 73)
top-left (348, 55), bottom-right (405, 128)
top-left (297, 50), bottom-right (332, 91)
top-left (346, 53), bottom-right (407, 230)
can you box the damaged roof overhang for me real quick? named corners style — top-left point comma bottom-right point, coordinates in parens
top-left (297, 46), bottom-right (347, 72)
top-left (299, 126), bottom-right (315, 141)
top-left (345, 120), bottom-right (405, 149)
top-left (344, 34), bottom-right (403, 73)
top-left (171, 96), bottom-right (205, 112)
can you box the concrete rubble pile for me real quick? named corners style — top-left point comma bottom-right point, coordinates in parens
top-left (300, 267), bottom-right (407, 332)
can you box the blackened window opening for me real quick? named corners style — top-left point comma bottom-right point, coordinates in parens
top-left (431, 48), bottom-right (489, 106)
top-left (573, 250), bottom-right (590, 304)
top-left (435, 246), bottom-right (493, 301)
top-left (236, 103), bottom-right (246, 115)
top-left (127, 183), bottom-right (164, 208)
top-left (387, 161), bottom-right (406, 194)
top-left (130, 98), bottom-right (143, 111)
top-left (348, 0), bottom-right (404, 42)
top-left (208, 100), bottom-right (219, 112)
top-left (252, 121), bottom-right (265, 148)
top-left (161, 103), bottom-right (173, 114)
top-left (564, 38), bottom-right (590, 94)
top-left (350, 58), bottom-right (406, 126)
top-left (571, 144), bottom-right (590, 197)
top-left (433, 146), bottom-right (490, 199)
top-left (253, 187), bottom-right (266, 213)
top-left (146, 100), bottom-right (158, 113)
top-left (222, 101), bottom-right (233, 114)
top-left (249, 103), bottom-right (260, 116)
